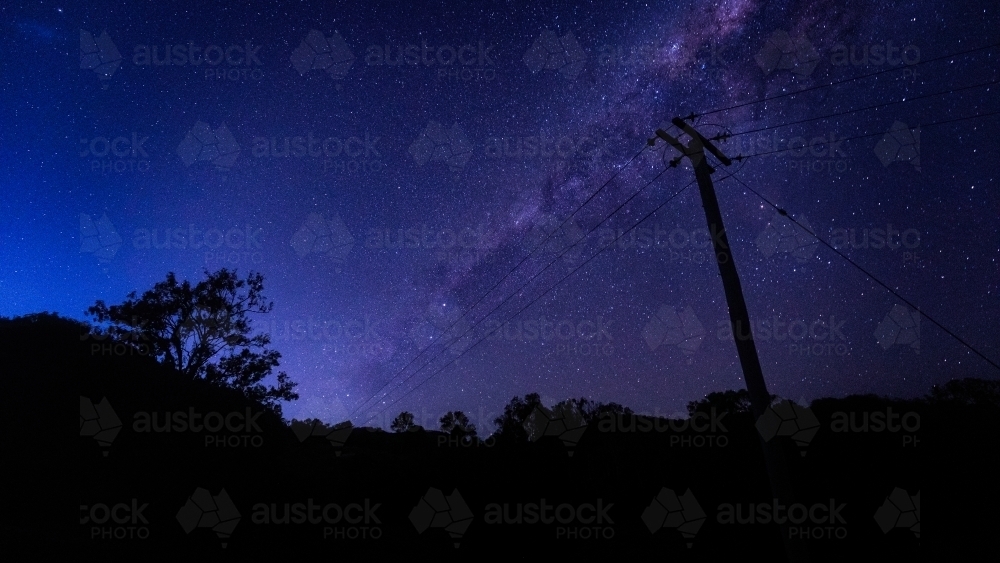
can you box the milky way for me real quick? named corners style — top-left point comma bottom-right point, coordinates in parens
top-left (2, 0), bottom-right (998, 429)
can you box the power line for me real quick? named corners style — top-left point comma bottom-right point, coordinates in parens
top-left (362, 103), bottom-right (1000, 422)
top-left (354, 44), bottom-right (1000, 421)
top-left (712, 78), bottom-right (1000, 141)
top-left (731, 108), bottom-right (1000, 161)
top-left (348, 142), bottom-right (656, 419)
top-left (352, 46), bottom-right (1000, 420)
top-left (351, 99), bottom-right (988, 424)
top-left (685, 41), bottom-right (1000, 120)
top-left (727, 171), bottom-right (1000, 372)
top-left (355, 160), bottom-right (678, 422)
top-left (361, 172), bottom-right (696, 426)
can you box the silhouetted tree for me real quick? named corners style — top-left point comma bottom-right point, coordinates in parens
top-left (289, 417), bottom-right (336, 435)
top-left (492, 392), bottom-right (542, 443)
top-left (87, 268), bottom-right (298, 416)
top-left (556, 397), bottom-right (634, 424)
top-left (440, 411), bottom-right (477, 441)
top-left (391, 411), bottom-right (419, 432)
top-left (687, 389), bottom-right (775, 417)
top-left (928, 377), bottom-right (1000, 407)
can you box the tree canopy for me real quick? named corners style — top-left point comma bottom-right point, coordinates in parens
top-left (390, 411), bottom-right (420, 432)
top-left (927, 377), bottom-right (1000, 406)
top-left (439, 411), bottom-right (477, 441)
top-left (491, 393), bottom-right (633, 444)
top-left (87, 268), bottom-right (298, 416)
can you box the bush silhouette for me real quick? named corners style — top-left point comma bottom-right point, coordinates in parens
top-left (87, 268), bottom-right (298, 416)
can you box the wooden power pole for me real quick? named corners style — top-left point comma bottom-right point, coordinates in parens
top-left (649, 118), bottom-right (808, 563)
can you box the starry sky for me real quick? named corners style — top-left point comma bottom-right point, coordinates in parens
top-left (2, 0), bottom-right (998, 429)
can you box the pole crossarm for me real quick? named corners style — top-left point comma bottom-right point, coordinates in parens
top-left (649, 118), bottom-right (732, 171)
top-left (671, 117), bottom-right (732, 166)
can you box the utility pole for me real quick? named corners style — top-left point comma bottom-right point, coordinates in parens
top-left (649, 117), bottom-right (808, 563)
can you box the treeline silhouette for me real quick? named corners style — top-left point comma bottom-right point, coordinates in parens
top-left (4, 312), bottom-right (994, 559)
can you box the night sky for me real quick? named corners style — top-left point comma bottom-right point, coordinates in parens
top-left (2, 0), bottom-right (997, 430)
